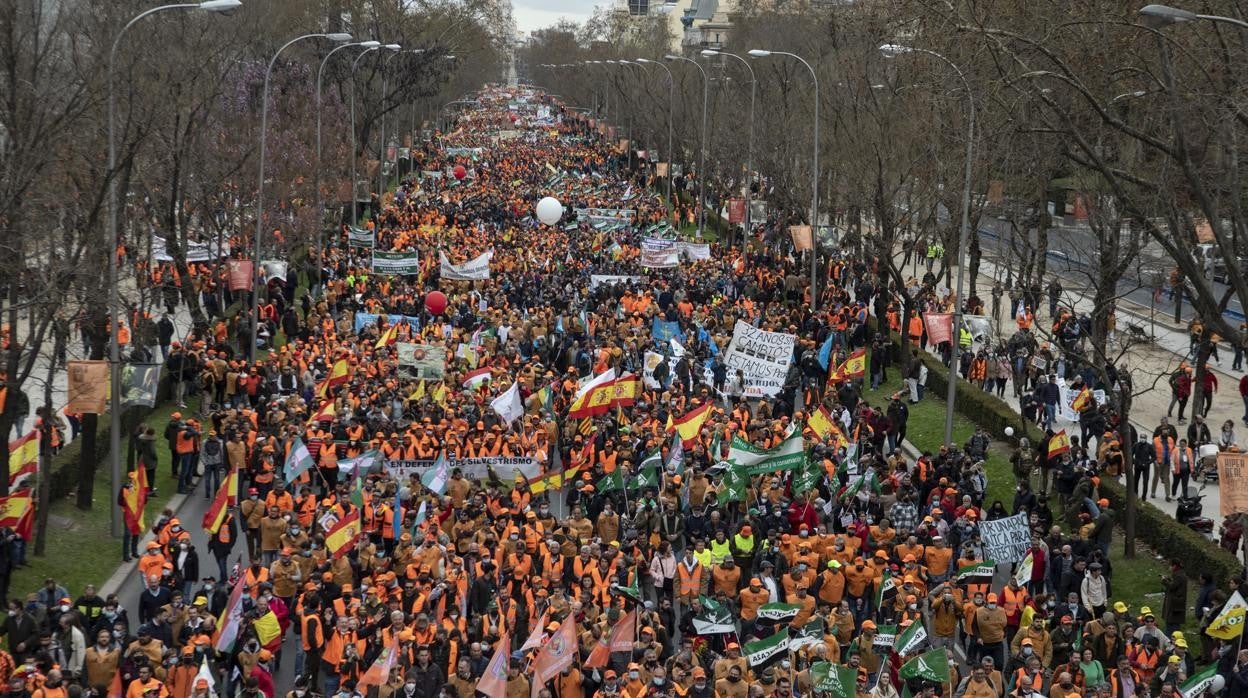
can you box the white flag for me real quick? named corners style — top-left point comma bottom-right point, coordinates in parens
top-left (670, 336), bottom-right (686, 357)
top-left (195, 657), bottom-right (216, 691)
top-left (491, 381), bottom-right (526, 426)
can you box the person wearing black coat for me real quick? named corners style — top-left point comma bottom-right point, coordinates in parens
top-left (136, 578), bottom-right (172, 625)
top-left (0, 600), bottom-right (38, 662)
top-left (172, 541), bottom-right (200, 600)
top-left (1220, 648), bottom-right (1248, 698)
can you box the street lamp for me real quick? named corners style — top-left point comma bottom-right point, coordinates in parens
top-left (374, 44), bottom-right (404, 211)
top-left (106, 0), bottom-right (241, 536)
top-left (249, 32), bottom-right (352, 360)
top-left (315, 41), bottom-right (379, 298)
top-left (1138, 3), bottom-right (1248, 29)
top-left (665, 54), bottom-right (709, 238)
top-left (637, 58), bottom-right (675, 208)
top-left (703, 49), bottom-right (756, 245)
top-left (748, 48), bottom-right (819, 310)
top-left (880, 42), bottom-right (976, 447)
top-left (349, 45), bottom-right (383, 226)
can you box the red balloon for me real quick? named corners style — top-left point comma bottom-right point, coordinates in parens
top-left (453, 164), bottom-right (467, 180)
top-left (509, 113), bottom-right (518, 123)
top-left (425, 290), bottom-right (448, 315)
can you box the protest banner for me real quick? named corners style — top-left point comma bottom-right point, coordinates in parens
top-left (790, 225), bottom-right (812, 251)
top-left (979, 512), bottom-right (1030, 562)
top-left (640, 237), bottom-right (680, 268)
top-left (439, 250), bottom-right (493, 280)
top-left (1218, 451), bottom-right (1248, 517)
top-left (348, 226), bottom-right (375, 248)
top-left (385, 456), bottom-right (541, 483)
top-left (643, 351), bottom-right (665, 389)
top-left (728, 199), bottom-right (746, 223)
top-left (589, 275), bottom-right (644, 290)
top-left (67, 361), bottom-right (109, 414)
top-left (723, 320), bottom-right (796, 398)
top-left (121, 364), bottom-right (161, 408)
top-left (371, 251), bottom-right (421, 275)
top-left (261, 260), bottom-right (287, 283)
top-left (227, 260), bottom-right (253, 292)
top-left (396, 343), bottom-right (448, 381)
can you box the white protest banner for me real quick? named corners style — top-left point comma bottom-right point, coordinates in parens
top-left (641, 237), bottom-right (680, 268)
top-left (979, 512), bottom-right (1030, 562)
top-left (261, 260), bottom-right (287, 283)
top-left (680, 242), bottom-right (711, 261)
top-left (723, 320), bottom-right (796, 398)
top-left (590, 275), bottom-right (644, 290)
top-left (371, 251), bottom-right (421, 275)
top-left (385, 456), bottom-right (541, 483)
top-left (643, 351), bottom-right (665, 389)
top-left (152, 237), bottom-right (229, 262)
top-left (439, 250), bottom-right (493, 280)
top-left (1058, 385), bottom-right (1080, 422)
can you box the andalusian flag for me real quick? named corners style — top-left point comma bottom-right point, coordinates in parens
top-left (283, 437), bottom-right (315, 481)
top-left (1207, 590), bottom-right (1247, 640)
top-left (202, 468), bottom-right (238, 535)
top-left (899, 649), bottom-right (950, 684)
top-left (1179, 664), bottom-right (1220, 698)
top-left (325, 509), bottom-right (362, 559)
top-left (744, 627), bottom-right (789, 667)
top-left (421, 451), bottom-right (450, 495)
top-left (1048, 429), bottom-right (1071, 458)
top-left (667, 402), bottom-right (713, 445)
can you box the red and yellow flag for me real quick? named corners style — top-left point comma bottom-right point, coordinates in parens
top-left (1048, 429), bottom-right (1071, 458)
top-left (375, 323), bottom-right (399, 349)
top-left (8, 431), bottom-right (37, 489)
top-left (567, 380), bottom-right (615, 419)
top-left (122, 469), bottom-right (148, 536)
top-left (0, 489), bottom-right (34, 540)
top-left (325, 509), bottom-right (362, 559)
top-left (326, 359), bottom-right (350, 388)
top-left (667, 402), bottom-right (713, 446)
top-left (202, 468), bottom-right (238, 535)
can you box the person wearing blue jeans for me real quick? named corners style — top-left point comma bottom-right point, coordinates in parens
top-left (178, 452), bottom-right (197, 494)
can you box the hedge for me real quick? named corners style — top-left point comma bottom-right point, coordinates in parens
top-left (885, 331), bottom-right (1245, 579)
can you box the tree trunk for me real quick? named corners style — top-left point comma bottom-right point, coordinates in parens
top-left (34, 326), bottom-right (63, 557)
top-left (969, 229), bottom-right (982, 299)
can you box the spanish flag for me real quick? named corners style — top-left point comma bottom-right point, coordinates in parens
top-left (0, 489), bottom-right (34, 540)
top-left (375, 322), bottom-right (400, 349)
top-left (808, 406), bottom-right (837, 441)
top-left (122, 469), bottom-right (147, 536)
top-left (7, 431), bottom-right (38, 489)
top-left (308, 400), bottom-right (336, 425)
top-left (1048, 429), bottom-right (1071, 458)
top-left (326, 359), bottom-right (350, 388)
top-left (608, 373), bottom-right (640, 408)
top-left (667, 402), bottom-right (713, 446)
top-left (1071, 387), bottom-right (1093, 413)
top-left (837, 348), bottom-right (867, 378)
top-left (325, 509), bottom-right (362, 559)
top-left (567, 379), bottom-right (615, 419)
top-left (253, 608), bottom-right (283, 649)
top-left (202, 468), bottom-right (238, 535)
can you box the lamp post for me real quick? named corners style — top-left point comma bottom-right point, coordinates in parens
top-left (1138, 3), bottom-right (1248, 29)
top-left (880, 43), bottom-right (975, 447)
top-left (250, 32), bottom-right (352, 361)
top-left (373, 45), bottom-right (406, 211)
top-left (315, 41), bottom-right (379, 298)
top-left (106, 0), bottom-right (241, 535)
top-left (636, 58), bottom-right (675, 208)
top-left (748, 49), bottom-right (819, 310)
top-left (348, 45), bottom-right (383, 226)
top-left (665, 54), bottom-right (709, 238)
top-left (702, 49), bottom-right (755, 246)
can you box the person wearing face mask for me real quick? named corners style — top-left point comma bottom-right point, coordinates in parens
top-left (596, 669), bottom-right (623, 698)
top-left (620, 663), bottom-right (647, 698)
top-left (1011, 617), bottom-right (1053, 668)
top-left (172, 539), bottom-right (200, 601)
top-left (974, 592), bottom-right (1008, 669)
top-left (715, 665), bottom-right (747, 698)
top-left (448, 657), bottom-right (476, 698)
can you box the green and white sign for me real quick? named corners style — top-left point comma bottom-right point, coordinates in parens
top-left (371, 251), bottom-right (420, 275)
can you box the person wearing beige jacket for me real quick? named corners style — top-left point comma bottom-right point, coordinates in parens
top-left (1011, 616), bottom-right (1054, 668)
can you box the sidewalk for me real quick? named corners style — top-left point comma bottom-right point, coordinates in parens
top-left (946, 250), bottom-right (1238, 523)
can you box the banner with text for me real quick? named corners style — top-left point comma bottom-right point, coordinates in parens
top-left (1219, 452), bottom-right (1248, 517)
top-left (385, 456), bottom-right (541, 482)
top-left (723, 320), bottom-right (796, 398)
top-left (641, 237), bottom-right (681, 268)
top-left (980, 512), bottom-right (1030, 562)
top-left (371, 251), bottom-right (421, 275)
top-left (439, 250), bottom-right (493, 280)
top-left (397, 343), bottom-right (448, 381)
top-left (590, 275), bottom-right (644, 290)
top-left (348, 226), bottom-right (375, 249)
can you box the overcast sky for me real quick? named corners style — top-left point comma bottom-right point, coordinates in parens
top-left (512, 0), bottom-right (600, 33)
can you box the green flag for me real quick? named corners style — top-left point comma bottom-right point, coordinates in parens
top-left (793, 456), bottom-right (823, 495)
top-left (597, 469), bottom-right (625, 493)
top-left (896, 620), bottom-right (928, 656)
top-left (632, 463), bottom-right (660, 490)
top-left (729, 433), bottom-right (807, 475)
top-left (756, 603), bottom-right (802, 622)
top-left (811, 662), bottom-right (857, 695)
top-left (872, 624), bottom-right (898, 648)
top-left (789, 618), bottom-right (824, 651)
top-left (720, 463), bottom-right (748, 503)
top-left (874, 569), bottom-right (896, 610)
top-left (1179, 664), bottom-right (1219, 698)
top-left (744, 627), bottom-right (789, 667)
top-left (615, 571), bottom-right (643, 604)
top-left (955, 562), bottom-right (997, 586)
top-left (899, 649), bottom-right (951, 685)
top-left (698, 595), bottom-right (721, 612)
top-left (692, 606), bottom-right (735, 635)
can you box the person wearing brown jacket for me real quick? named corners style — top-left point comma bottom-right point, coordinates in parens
top-left (1011, 617), bottom-right (1054, 668)
top-left (258, 508), bottom-right (287, 564)
top-left (83, 629), bottom-right (120, 693)
top-left (975, 592), bottom-right (1009, 669)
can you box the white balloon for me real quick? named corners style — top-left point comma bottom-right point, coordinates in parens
top-left (1210, 675), bottom-right (1226, 694)
top-left (536, 196), bottom-right (564, 225)
top-left (1005, 426), bottom-right (1015, 437)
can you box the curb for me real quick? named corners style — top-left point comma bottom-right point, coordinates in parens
top-left (97, 492), bottom-right (189, 599)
